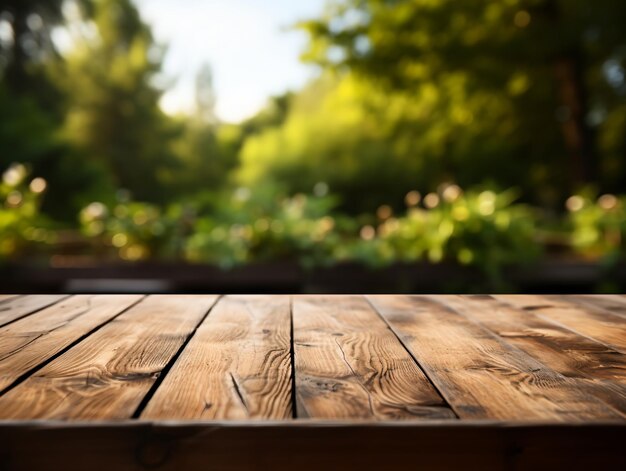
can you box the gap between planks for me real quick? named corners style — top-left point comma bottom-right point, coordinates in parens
top-left (367, 295), bottom-right (624, 421)
top-left (130, 295), bottom-right (223, 418)
top-left (0, 295), bottom-right (625, 423)
top-left (291, 296), bottom-right (456, 420)
top-left (140, 295), bottom-right (293, 420)
top-left (0, 295), bottom-right (145, 396)
top-left (436, 295), bottom-right (626, 417)
top-left (0, 295), bottom-right (70, 328)
top-left (1, 295), bottom-right (456, 421)
top-left (0, 295), bottom-right (220, 420)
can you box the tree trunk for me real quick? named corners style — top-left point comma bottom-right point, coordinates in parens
top-left (553, 51), bottom-right (596, 187)
top-left (542, 0), bottom-right (596, 188)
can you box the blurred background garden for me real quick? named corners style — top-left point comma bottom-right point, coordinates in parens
top-left (1, 0), bottom-right (626, 292)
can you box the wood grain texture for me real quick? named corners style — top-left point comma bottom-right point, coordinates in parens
top-left (494, 295), bottom-right (626, 353)
top-left (570, 295), bottom-right (626, 318)
top-left (142, 295), bottom-right (292, 420)
top-left (293, 295), bottom-right (455, 419)
top-left (0, 295), bottom-right (142, 392)
top-left (0, 294), bottom-right (625, 425)
top-left (368, 295), bottom-right (623, 421)
top-left (0, 295), bottom-right (68, 327)
top-left (0, 295), bottom-right (218, 420)
top-left (438, 295), bottom-right (626, 416)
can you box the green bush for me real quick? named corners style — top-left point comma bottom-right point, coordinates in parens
top-left (185, 188), bottom-right (354, 269)
top-left (345, 185), bottom-right (541, 280)
top-left (0, 164), bottom-right (53, 260)
top-left (184, 184), bottom-right (541, 280)
top-left (16, 172), bottom-right (626, 278)
top-left (79, 197), bottom-right (184, 261)
top-left (566, 193), bottom-right (625, 262)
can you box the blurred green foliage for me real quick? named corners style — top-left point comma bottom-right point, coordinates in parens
top-left (298, 0), bottom-right (626, 208)
top-left (73, 183), bottom-right (540, 278)
top-left (1, 0), bottom-right (239, 218)
top-left (0, 164), bottom-right (53, 260)
top-left (79, 198), bottom-right (182, 261)
top-left (1, 0), bottom-right (626, 278)
top-left (566, 192), bottom-right (626, 262)
top-left (73, 183), bottom-right (539, 279)
top-left (345, 187), bottom-right (539, 280)
top-left (185, 187), bottom-right (353, 269)
top-left (57, 0), bottom-right (182, 203)
top-left (3, 160), bottom-right (625, 280)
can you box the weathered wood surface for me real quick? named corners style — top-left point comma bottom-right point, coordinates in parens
top-left (0, 294), bottom-right (625, 469)
top-left (569, 294), bottom-right (626, 318)
top-left (368, 295), bottom-right (622, 421)
top-left (493, 295), bottom-right (626, 353)
top-left (293, 295), bottom-right (455, 419)
top-left (0, 294), bottom-right (624, 421)
top-left (0, 294), bottom-right (67, 328)
top-left (142, 295), bottom-right (292, 420)
top-left (0, 295), bottom-right (142, 392)
top-left (439, 295), bottom-right (626, 417)
top-left (0, 295), bottom-right (218, 419)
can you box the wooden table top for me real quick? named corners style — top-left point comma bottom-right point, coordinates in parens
top-left (0, 293), bottom-right (625, 421)
top-left (0, 294), bottom-right (625, 470)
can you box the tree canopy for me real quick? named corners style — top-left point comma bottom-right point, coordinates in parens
top-left (292, 0), bottom-right (626, 206)
top-left (2, 0), bottom-right (626, 220)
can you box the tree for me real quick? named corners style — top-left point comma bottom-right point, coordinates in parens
top-left (58, 0), bottom-right (179, 203)
top-left (162, 64), bottom-right (239, 197)
top-left (0, 0), bottom-right (67, 93)
top-left (0, 0), bottom-right (115, 221)
top-left (236, 72), bottom-right (520, 213)
top-left (194, 63), bottom-right (216, 124)
top-left (299, 0), bottom-right (626, 201)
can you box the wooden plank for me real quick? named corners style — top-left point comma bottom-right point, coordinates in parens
top-left (293, 295), bottom-right (455, 419)
top-left (0, 295), bottom-right (68, 327)
top-left (0, 295), bottom-right (143, 391)
top-left (142, 295), bottom-right (292, 420)
top-left (368, 295), bottom-right (623, 421)
top-left (0, 295), bottom-right (218, 420)
top-left (438, 295), bottom-right (626, 416)
top-left (569, 295), bottom-right (626, 318)
top-left (0, 422), bottom-right (624, 471)
top-left (0, 294), bottom-right (19, 303)
top-left (494, 295), bottom-right (626, 353)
